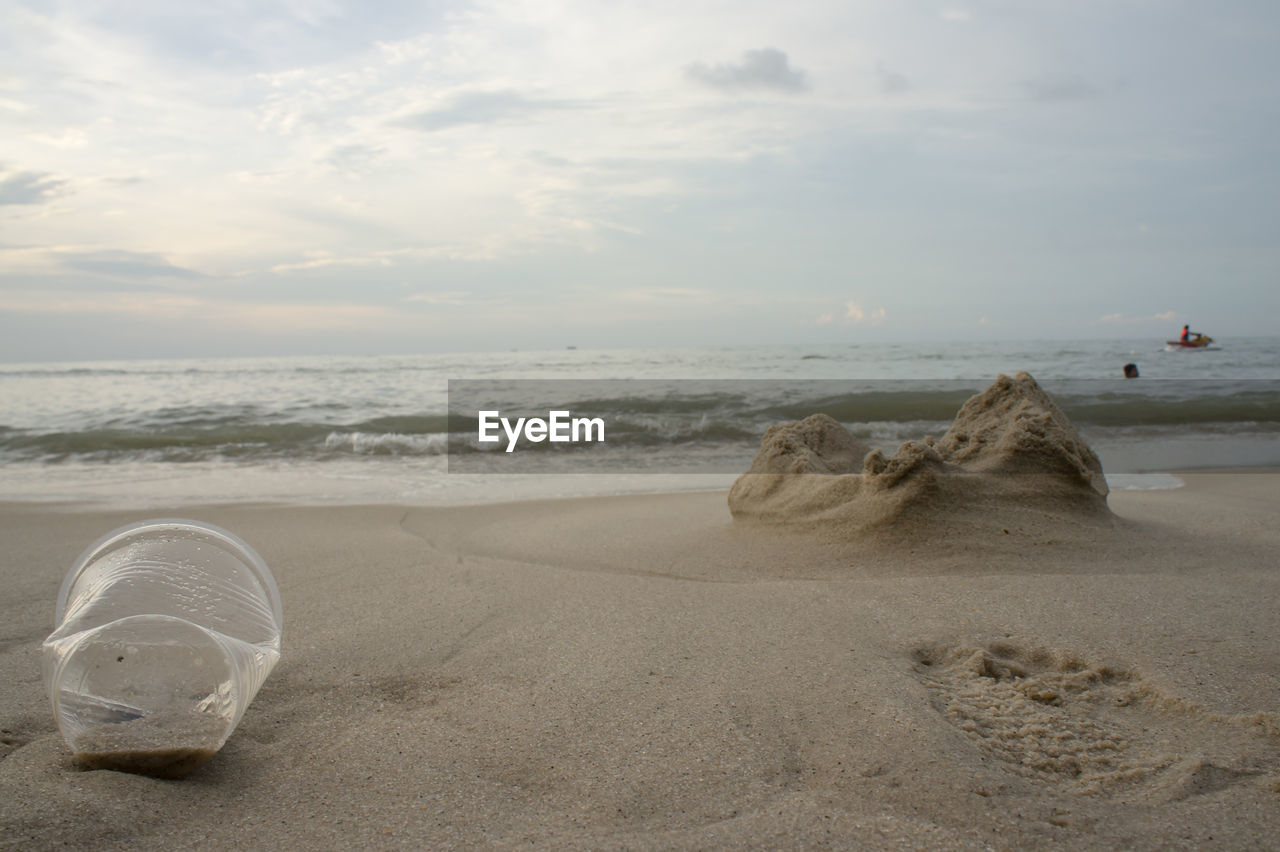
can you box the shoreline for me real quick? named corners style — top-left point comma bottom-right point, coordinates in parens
top-left (4, 465), bottom-right (1275, 515)
top-left (3, 473), bottom-right (1279, 848)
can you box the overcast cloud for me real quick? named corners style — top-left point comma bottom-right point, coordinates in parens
top-left (685, 48), bottom-right (810, 92)
top-left (395, 90), bottom-right (580, 132)
top-left (0, 167), bottom-right (65, 206)
top-left (1, 0), bottom-right (1278, 360)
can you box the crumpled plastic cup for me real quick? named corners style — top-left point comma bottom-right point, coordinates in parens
top-left (42, 519), bottom-right (282, 777)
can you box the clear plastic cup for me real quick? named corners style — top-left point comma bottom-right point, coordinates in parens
top-left (42, 519), bottom-right (282, 778)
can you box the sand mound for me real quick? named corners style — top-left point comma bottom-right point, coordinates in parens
top-left (932, 372), bottom-right (1107, 493)
top-left (743, 413), bottom-right (871, 475)
top-left (729, 372), bottom-right (1112, 538)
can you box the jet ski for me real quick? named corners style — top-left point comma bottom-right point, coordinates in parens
top-left (1165, 333), bottom-right (1217, 350)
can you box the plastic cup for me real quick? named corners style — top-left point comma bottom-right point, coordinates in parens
top-left (42, 519), bottom-right (282, 778)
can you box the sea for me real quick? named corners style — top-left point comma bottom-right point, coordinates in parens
top-left (2, 337), bottom-right (1278, 507)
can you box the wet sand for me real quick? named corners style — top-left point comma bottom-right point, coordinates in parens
top-left (2, 474), bottom-right (1278, 848)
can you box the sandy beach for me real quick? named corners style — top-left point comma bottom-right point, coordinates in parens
top-left (1, 471), bottom-right (1278, 849)
top-left (6, 0), bottom-right (1278, 844)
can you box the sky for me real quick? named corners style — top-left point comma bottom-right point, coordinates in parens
top-left (2, 0), bottom-right (1278, 361)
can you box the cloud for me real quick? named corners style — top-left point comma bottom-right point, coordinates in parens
top-left (394, 90), bottom-right (577, 132)
top-left (0, 288), bottom-right (399, 331)
top-left (616, 287), bottom-right (711, 304)
top-left (324, 144), bottom-right (386, 175)
top-left (0, 290), bottom-right (206, 317)
top-left (70, 2), bottom-right (446, 74)
top-left (844, 301), bottom-right (886, 326)
top-left (0, 246), bottom-right (203, 285)
top-left (221, 302), bottom-right (399, 332)
top-left (0, 167), bottom-right (66, 205)
top-left (1024, 73), bottom-right (1101, 103)
top-left (404, 290), bottom-right (486, 306)
top-left (1099, 311), bottom-right (1178, 324)
top-left (876, 63), bottom-right (911, 95)
top-left (685, 48), bottom-right (809, 93)
top-left (3, 2), bottom-right (1276, 358)
top-left (59, 250), bottom-right (203, 279)
top-left (270, 252), bottom-right (391, 273)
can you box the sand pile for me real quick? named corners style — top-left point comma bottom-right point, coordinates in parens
top-left (72, 711), bottom-right (227, 778)
top-left (739, 413), bottom-right (871, 475)
top-left (729, 372), bottom-right (1112, 538)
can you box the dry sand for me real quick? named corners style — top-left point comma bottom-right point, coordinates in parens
top-left (728, 372), bottom-right (1112, 542)
top-left (2, 471), bottom-right (1279, 849)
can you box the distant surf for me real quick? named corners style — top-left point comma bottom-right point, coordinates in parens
top-left (2, 338), bottom-right (1278, 504)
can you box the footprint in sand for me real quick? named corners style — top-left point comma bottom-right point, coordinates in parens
top-left (910, 640), bottom-right (1280, 800)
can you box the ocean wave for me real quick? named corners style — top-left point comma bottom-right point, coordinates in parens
top-left (754, 386), bottom-right (1280, 428)
top-left (323, 431), bottom-right (448, 455)
top-left (353, 415), bottom-right (457, 434)
top-left (1, 423), bottom-right (337, 460)
top-left (5, 381), bottom-right (1279, 465)
top-left (1055, 393), bottom-right (1280, 426)
top-left (0, 367), bottom-right (135, 378)
top-left (0, 413), bottom-right (461, 462)
top-left (561, 392), bottom-right (750, 416)
top-left (762, 390), bottom-right (980, 423)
